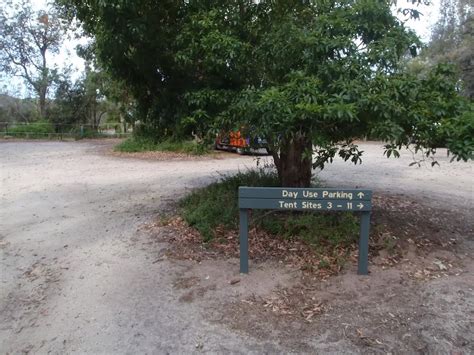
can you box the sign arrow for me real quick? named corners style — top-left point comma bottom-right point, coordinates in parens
top-left (357, 192), bottom-right (365, 199)
top-left (358, 203), bottom-right (364, 209)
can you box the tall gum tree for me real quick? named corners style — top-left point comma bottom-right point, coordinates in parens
top-left (0, 0), bottom-right (64, 118)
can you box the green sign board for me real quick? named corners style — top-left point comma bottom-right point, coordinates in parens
top-left (239, 187), bottom-right (372, 200)
top-left (238, 187), bottom-right (372, 275)
top-left (239, 199), bottom-right (371, 211)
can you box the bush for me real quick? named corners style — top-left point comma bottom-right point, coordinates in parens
top-left (71, 126), bottom-right (108, 139)
top-left (180, 167), bottom-right (281, 240)
top-left (180, 167), bottom-right (359, 252)
top-left (258, 211), bottom-right (359, 251)
top-left (114, 136), bottom-right (157, 152)
top-left (5, 120), bottom-right (54, 138)
top-left (114, 136), bottom-right (209, 155)
top-left (442, 108), bottom-right (474, 162)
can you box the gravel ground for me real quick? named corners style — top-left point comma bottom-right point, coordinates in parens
top-left (316, 141), bottom-right (473, 213)
top-left (0, 140), bottom-right (472, 353)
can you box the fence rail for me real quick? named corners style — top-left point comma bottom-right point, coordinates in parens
top-left (0, 122), bottom-right (132, 139)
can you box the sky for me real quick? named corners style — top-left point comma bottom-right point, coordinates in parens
top-left (397, 0), bottom-right (441, 41)
top-left (3, 0), bottom-right (442, 97)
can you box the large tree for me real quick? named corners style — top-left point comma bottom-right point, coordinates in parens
top-left (59, 0), bottom-right (472, 186)
top-left (0, 0), bottom-right (65, 118)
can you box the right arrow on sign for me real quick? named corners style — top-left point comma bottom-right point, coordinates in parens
top-left (357, 192), bottom-right (365, 199)
top-left (358, 203), bottom-right (364, 209)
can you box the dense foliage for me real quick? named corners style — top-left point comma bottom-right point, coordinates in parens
top-left (58, 0), bottom-right (473, 186)
top-left (3, 120), bottom-right (54, 138)
top-left (49, 66), bottom-right (107, 128)
top-left (426, 0), bottom-right (473, 99)
top-left (0, 94), bottom-right (37, 123)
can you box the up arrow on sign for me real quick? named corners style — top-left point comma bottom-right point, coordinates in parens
top-left (358, 192), bottom-right (365, 199)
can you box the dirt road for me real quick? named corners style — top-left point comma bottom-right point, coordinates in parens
top-left (1, 140), bottom-right (472, 353)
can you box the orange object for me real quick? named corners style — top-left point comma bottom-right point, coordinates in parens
top-left (215, 130), bottom-right (268, 154)
top-left (216, 130), bottom-right (250, 150)
top-left (229, 131), bottom-right (249, 148)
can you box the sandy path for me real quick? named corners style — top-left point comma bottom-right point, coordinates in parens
top-left (0, 140), bottom-right (472, 353)
top-left (317, 141), bottom-right (473, 214)
top-left (0, 141), bottom-right (271, 353)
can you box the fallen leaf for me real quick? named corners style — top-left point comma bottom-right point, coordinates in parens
top-left (230, 278), bottom-right (240, 285)
top-left (433, 260), bottom-right (448, 271)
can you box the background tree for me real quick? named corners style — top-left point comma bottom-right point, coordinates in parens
top-left (0, 92), bottom-right (37, 123)
top-left (75, 42), bottom-right (137, 132)
top-left (81, 65), bottom-right (107, 130)
top-left (49, 65), bottom-right (109, 130)
top-left (425, 0), bottom-right (473, 98)
top-left (101, 78), bottom-right (136, 134)
top-left (0, 0), bottom-right (65, 118)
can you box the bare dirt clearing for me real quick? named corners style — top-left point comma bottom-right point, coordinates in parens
top-left (1, 140), bottom-right (473, 353)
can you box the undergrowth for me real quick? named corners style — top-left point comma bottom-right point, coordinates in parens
top-left (180, 166), bottom-right (359, 261)
top-left (115, 136), bottom-right (209, 155)
top-left (4, 121), bottom-right (54, 138)
top-left (2, 122), bottom-right (111, 139)
top-left (180, 167), bottom-right (281, 240)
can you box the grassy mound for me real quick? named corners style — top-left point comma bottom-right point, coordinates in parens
top-left (114, 136), bottom-right (209, 155)
top-left (180, 168), bottom-right (281, 240)
top-left (179, 168), bottom-right (359, 263)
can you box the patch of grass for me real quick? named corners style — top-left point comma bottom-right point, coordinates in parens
top-left (379, 233), bottom-right (398, 255)
top-left (157, 139), bottom-right (209, 155)
top-left (114, 136), bottom-right (159, 152)
top-left (180, 167), bottom-right (280, 241)
top-left (180, 167), bottom-right (359, 257)
top-left (257, 211), bottom-right (358, 250)
top-left (114, 136), bottom-right (209, 155)
top-left (72, 127), bottom-right (108, 139)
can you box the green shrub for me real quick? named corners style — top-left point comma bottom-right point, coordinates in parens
top-left (5, 121), bottom-right (54, 138)
top-left (71, 126), bottom-right (108, 139)
top-left (258, 211), bottom-right (358, 250)
top-left (114, 137), bottom-right (158, 152)
top-left (114, 136), bottom-right (209, 155)
top-left (180, 167), bottom-right (280, 241)
top-left (442, 108), bottom-right (474, 162)
top-left (180, 167), bottom-right (359, 252)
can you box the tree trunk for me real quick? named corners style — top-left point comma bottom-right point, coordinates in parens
top-left (38, 87), bottom-right (47, 119)
top-left (39, 47), bottom-right (48, 119)
top-left (274, 133), bottom-right (313, 187)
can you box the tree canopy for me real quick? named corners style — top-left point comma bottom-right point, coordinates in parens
top-left (58, 0), bottom-right (473, 186)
